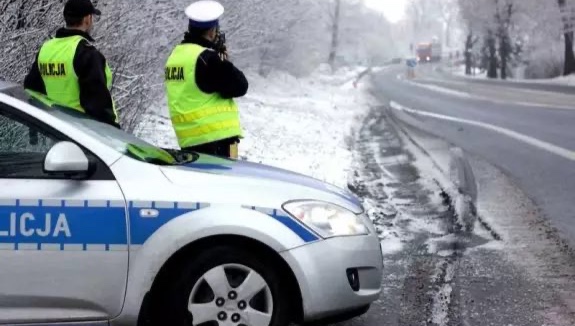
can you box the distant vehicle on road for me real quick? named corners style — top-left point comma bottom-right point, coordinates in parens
top-left (391, 57), bottom-right (403, 64)
top-left (416, 41), bottom-right (442, 63)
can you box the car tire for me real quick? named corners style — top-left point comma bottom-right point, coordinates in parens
top-left (153, 245), bottom-right (291, 326)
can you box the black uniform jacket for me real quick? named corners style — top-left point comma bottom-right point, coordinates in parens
top-left (24, 28), bottom-right (119, 128)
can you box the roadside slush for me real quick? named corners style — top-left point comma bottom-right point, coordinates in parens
top-left (390, 104), bottom-right (575, 326)
top-left (337, 104), bottom-right (575, 326)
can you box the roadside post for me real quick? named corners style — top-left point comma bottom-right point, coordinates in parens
top-left (406, 58), bottom-right (417, 79)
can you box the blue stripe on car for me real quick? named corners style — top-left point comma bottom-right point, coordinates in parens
top-left (129, 201), bottom-right (204, 245)
top-left (0, 200), bottom-right (318, 250)
top-left (0, 200), bottom-right (127, 248)
top-left (269, 209), bottom-right (319, 243)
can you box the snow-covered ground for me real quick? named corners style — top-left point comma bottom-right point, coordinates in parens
top-left (517, 74), bottom-right (575, 86)
top-left (449, 63), bottom-right (575, 86)
top-left (137, 64), bottom-right (379, 189)
top-left (449, 64), bottom-right (486, 78)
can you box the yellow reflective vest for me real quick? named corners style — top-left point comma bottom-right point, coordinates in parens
top-left (37, 35), bottom-right (118, 122)
top-left (165, 44), bottom-right (242, 148)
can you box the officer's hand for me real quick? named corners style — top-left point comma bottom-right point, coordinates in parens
top-left (219, 47), bottom-right (228, 61)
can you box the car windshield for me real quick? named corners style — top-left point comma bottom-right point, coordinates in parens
top-left (9, 87), bottom-right (195, 165)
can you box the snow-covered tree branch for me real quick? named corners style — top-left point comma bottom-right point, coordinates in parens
top-left (1, 0), bottom-right (396, 131)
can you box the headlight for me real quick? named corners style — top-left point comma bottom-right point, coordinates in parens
top-left (283, 201), bottom-right (369, 238)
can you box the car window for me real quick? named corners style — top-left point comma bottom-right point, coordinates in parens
top-left (0, 106), bottom-right (61, 178)
top-left (18, 91), bottom-right (182, 165)
top-left (45, 108), bottom-right (180, 165)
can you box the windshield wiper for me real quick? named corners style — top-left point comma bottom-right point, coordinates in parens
top-left (162, 148), bottom-right (200, 164)
top-left (127, 144), bottom-right (176, 165)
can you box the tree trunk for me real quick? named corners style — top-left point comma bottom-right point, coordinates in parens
top-left (564, 31), bottom-right (575, 75)
top-left (465, 33), bottom-right (473, 75)
top-left (487, 31), bottom-right (498, 79)
top-left (328, 0), bottom-right (341, 70)
top-left (558, 0), bottom-right (575, 75)
top-left (500, 47), bottom-right (507, 79)
top-left (499, 33), bottom-right (510, 79)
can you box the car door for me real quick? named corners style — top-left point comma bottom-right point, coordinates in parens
top-left (0, 103), bottom-right (129, 323)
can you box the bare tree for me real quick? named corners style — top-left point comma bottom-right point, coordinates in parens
top-left (464, 30), bottom-right (479, 75)
top-left (495, 0), bottom-right (514, 79)
top-left (457, 0), bottom-right (575, 79)
top-left (406, 0), bottom-right (445, 44)
top-left (458, 0), bottom-right (491, 75)
top-left (458, 0), bottom-right (519, 79)
top-left (436, 0), bottom-right (459, 47)
top-left (1, 0), bottom-right (398, 136)
top-left (328, 0), bottom-right (341, 70)
top-left (558, 0), bottom-right (575, 75)
top-left (0, 0), bottom-right (62, 83)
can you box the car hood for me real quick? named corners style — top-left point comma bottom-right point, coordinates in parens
top-left (164, 154), bottom-right (362, 208)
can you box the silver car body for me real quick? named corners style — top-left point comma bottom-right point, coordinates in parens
top-left (0, 82), bottom-right (383, 325)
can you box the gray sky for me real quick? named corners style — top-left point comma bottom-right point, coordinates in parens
top-left (363, 0), bottom-right (407, 23)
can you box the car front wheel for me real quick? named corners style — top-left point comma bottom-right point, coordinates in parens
top-left (154, 245), bottom-right (291, 326)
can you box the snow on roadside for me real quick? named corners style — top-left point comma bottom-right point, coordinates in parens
top-left (511, 74), bottom-right (575, 86)
top-left (137, 64), bottom-right (378, 189)
top-left (238, 65), bottom-right (378, 189)
top-left (349, 107), bottom-right (451, 257)
top-left (449, 63), bottom-right (575, 87)
top-left (380, 236), bottom-right (403, 255)
top-left (449, 64), bottom-right (486, 78)
top-left (541, 74), bottom-right (575, 86)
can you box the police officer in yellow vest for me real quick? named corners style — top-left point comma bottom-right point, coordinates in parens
top-left (24, 0), bottom-right (119, 128)
top-left (165, 0), bottom-right (248, 159)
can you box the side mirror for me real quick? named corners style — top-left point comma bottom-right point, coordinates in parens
top-left (44, 141), bottom-right (94, 179)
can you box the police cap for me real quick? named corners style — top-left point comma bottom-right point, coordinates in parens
top-left (185, 0), bottom-right (224, 29)
top-left (64, 0), bottom-right (101, 17)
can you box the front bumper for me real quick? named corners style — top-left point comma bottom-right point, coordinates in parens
top-left (280, 234), bottom-right (383, 322)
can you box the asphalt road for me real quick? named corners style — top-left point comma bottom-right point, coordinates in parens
top-left (330, 65), bottom-right (575, 326)
top-left (371, 64), bottom-right (575, 247)
top-left (435, 67), bottom-right (575, 95)
top-left (331, 104), bottom-right (575, 326)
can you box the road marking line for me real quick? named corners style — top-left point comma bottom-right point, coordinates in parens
top-left (399, 76), bottom-right (575, 110)
top-left (390, 101), bottom-right (575, 162)
top-left (409, 81), bottom-right (472, 98)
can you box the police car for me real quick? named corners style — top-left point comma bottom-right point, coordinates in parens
top-left (0, 81), bottom-right (383, 326)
